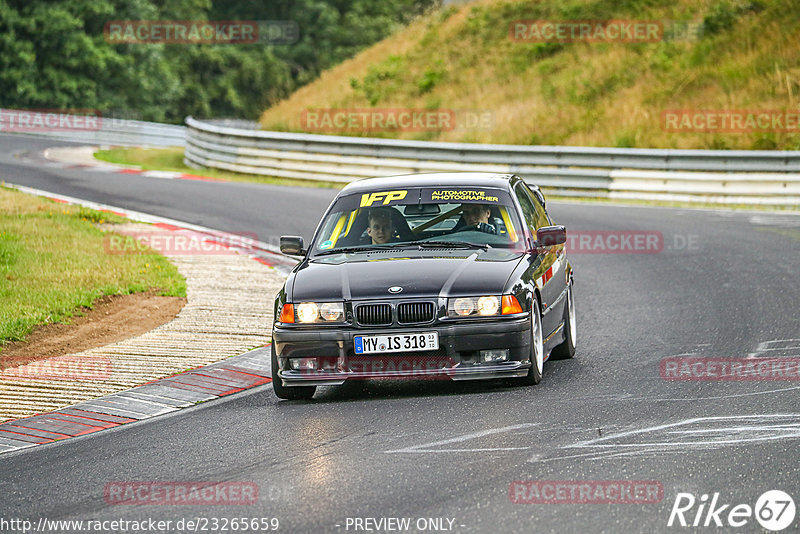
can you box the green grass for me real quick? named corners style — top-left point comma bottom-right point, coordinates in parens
top-left (94, 147), bottom-right (344, 189)
top-left (260, 0), bottom-right (800, 150)
top-left (0, 186), bottom-right (186, 346)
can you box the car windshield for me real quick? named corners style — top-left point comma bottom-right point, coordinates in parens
top-left (310, 186), bottom-right (525, 255)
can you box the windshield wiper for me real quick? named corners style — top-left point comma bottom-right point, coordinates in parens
top-left (315, 241), bottom-right (489, 256)
top-left (315, 244), bottom-right (399, 256)
top-left (401, 240), bottom-right (490, 250)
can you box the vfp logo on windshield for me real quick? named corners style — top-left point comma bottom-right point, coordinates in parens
top-left (360, 190), bottom-right (408, 207)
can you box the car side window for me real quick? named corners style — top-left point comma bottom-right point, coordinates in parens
top-left (514, 185), bottom-right (539, 240)
top-left (520, 184), bottom-right (551, 228)
top-left (515, 184), bottom-right (543, 232)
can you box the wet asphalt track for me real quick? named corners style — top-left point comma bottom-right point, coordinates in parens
top-left (1, 133), bottom-right (799, 533)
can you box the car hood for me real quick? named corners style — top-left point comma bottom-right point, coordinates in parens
top-left (289, 249), bottom-right (523, 301)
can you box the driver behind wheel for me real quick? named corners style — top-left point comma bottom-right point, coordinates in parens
top-left (367, 207), bottom-right (398, 244)
top-left (459, 203), bottom-right (497, 234)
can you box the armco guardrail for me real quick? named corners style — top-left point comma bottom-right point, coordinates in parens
top-left (46, 117), bottom-right (186, 147)
top-left (185, 117), bottom-right (800, 205)
top-left (0, 110), bottom-right (185, 147)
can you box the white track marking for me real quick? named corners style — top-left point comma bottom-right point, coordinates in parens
top-left (385, 423), bottom-right (538, 453)
top-left (529, 415), bottom-right (800, 463)
top-left (750, 215), bottom-right (800, 227)
top-left (529, 449), bottom-right (656, 464)
top-left (140, 170), bottom-right (182, 179)
top-left (747, 338), bottom-right (800, 358)
top-left (647, 384), bottom-right (800, 402)
top-left (566, 414), bottom-right (800, 449)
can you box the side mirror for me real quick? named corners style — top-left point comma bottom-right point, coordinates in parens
top-left (280, 235), bottom-right (306, 256)
top-left (536, 225), bottom-right (566, 247)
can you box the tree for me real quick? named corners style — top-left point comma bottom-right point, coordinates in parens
top-left (0, 0), bottom-right (437, 122)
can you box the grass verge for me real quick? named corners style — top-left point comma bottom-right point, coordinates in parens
top-left (0, 186), bottom-right (186, 346)
top-left (94, 147), bottom-right (344, 189)
top-left (259, 0), bottom-right (800, 151)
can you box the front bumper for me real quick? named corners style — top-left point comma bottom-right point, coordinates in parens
top-left (272, 316), bottom-right (531, 386)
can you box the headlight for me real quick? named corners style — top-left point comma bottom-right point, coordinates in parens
top-left (453, 297), bottom-right (475, 316)
top-left (448, 296), bottom-right (498, 318)
top-left (291, 302), bottom-right (345, 324)
top-left (296, 302), bottom-right (319, 323)
top-left (477, 296), bottom-right (499, 315)
top-left (447, 295), bottom-right (522, 318)
top-left (319, 302), bottom-right (344, 321)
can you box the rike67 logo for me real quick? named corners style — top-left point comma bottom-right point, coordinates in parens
top-left (668, 490), bottom-right (796, 531)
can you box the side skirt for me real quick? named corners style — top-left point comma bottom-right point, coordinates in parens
top-left (542, 320), bottom-right (566, 362)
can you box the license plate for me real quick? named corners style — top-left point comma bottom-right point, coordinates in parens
top-left (354, 332), bottom-right (439, 354)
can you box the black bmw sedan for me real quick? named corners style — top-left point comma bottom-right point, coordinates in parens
top-left (271, 172), bottom-right (575, 399)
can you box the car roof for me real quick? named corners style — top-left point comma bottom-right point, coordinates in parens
top-left (338, 172), bottom-right (520, 195)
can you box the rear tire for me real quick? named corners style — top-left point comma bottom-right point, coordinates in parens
top-left (551, 282), bottom-right (576, 360)
top-left (515, 299), bottom-right (543, 386)
top-left (271, 344), bottom-right (316, 400)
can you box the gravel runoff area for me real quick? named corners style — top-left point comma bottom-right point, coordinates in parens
top-left (44, 146), bottom-right (128, 168)
top-left (0, 223), bottom-right (285, 422)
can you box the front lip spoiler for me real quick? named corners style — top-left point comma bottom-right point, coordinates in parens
top-left (277, 361), bottom-right (530, 386)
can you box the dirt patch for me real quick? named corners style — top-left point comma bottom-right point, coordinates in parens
top-left (1, 291), bottom-right (186, 370)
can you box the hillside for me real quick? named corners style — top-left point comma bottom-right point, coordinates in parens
top-left (260, 0), bottom-right (800, 150)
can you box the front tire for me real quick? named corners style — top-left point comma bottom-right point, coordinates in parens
top-left (271, 344), bottom-right (316, 400)
top-left (515, 299), bottom-right (544, 386)
top-left (551, 282), bottom-right (576, 360)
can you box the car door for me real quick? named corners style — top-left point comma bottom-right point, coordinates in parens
top-left (514, 183), bottom-right (566, 339)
